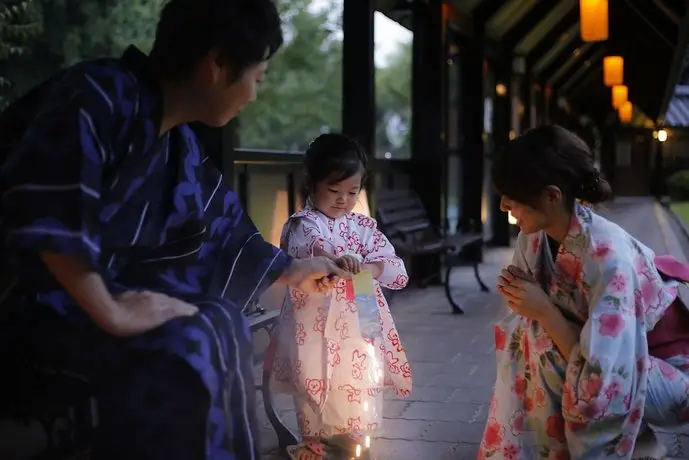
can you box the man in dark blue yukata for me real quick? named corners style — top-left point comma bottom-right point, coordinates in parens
top-left (0, 0), bottom-right (348, 459)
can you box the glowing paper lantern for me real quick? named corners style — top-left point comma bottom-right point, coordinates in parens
top-left (580, 0), bottom-right (609, 42)
top-left (611, 85), bottom-right (628, 109)
top-left (603, 56), bottom-right (624, 86)
top-left (618, 101), bottom-right (632, 123)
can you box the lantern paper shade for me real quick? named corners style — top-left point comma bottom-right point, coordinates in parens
top-left (603, 56), bottom-right (624, 86)
top-left (619, 101), bottom-right (632, 123)
top-left (580, 0), bottom-right (609, 42)
top-left (612, 85), bottom-right (628, 109)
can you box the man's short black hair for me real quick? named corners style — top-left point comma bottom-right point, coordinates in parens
top-left (150, 0), bottom-right (283, 81)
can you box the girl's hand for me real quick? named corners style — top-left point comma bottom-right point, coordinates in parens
top-left (497, 265), bottom-right (555, 322)
top-left (336, 255), bottom-right (362, 274)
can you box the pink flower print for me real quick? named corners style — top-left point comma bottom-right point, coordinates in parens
top-left (514, 375), bottom-right (527, 398)
top-left (582, 372), bottom-right (603, 398)
top-left (557, 252), bottom-right (583, 282)
top-left (609, 273), bottom-right (627, 293)
top-left (386, 350), bottom-right (400, 374)
top-left (533, 387), bottom-right (547, 407)
top-left (357, 215), bottom-right (376, 229)
top-left (503, 441), bottom-right (519, 459)
top-left (530, 235), bottom-right (540, 254)
top-left (658, 360), bottom-right (680, 381)
top-left (598, 312), bottom-right (626, 337)
top-left (603, 380), bottom-right (622, 400)
top-left (546, 414), bottom-right (567, 443)
top-left (291, 289), bottom-right (307, 309)
top-left (629, 406), bottom-right (642, 423)
top-left (593, 241), bottom-right (612, 260)
top-left (615, 436), bottom-right (634, 456)
top-left (533, 333), bottom-right (552, 353)
top-left (509, 411), bottom-right (524, 436)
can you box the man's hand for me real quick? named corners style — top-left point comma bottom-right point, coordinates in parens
top-left (336, 255), bottom-right (362, 274)
top-left (281, 257), bottom-right (350, 293)
top-left (106, 291), bottom-right (199, 337)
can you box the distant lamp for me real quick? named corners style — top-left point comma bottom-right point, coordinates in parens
top-left (495, 83), bottom-right (507, 96)
top-left (611, 85), bottom-right (628, 109)
top-left (657, 129), bottom-right (668, 142)
top-left (580, 0), bottom-right (609, 42)
top-left (618, 101), bottom-right (632, 123)
top-left (603, 56), bottom-right (624, 86)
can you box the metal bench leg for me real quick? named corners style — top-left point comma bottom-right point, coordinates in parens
top-left (473, 263), bottom-right (490, 292)
top-left (261, 369), bottom-right (298, 454)
top-left (444, 265), bottom-right (464, 315)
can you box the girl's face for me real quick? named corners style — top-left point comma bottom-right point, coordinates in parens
top-left (313, 172), bottom-right (363, 219)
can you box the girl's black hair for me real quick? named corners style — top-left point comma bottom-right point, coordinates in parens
top-left (303, 133), bottom-right (368, 194)
top-left (492, 124), bottom-right (613, 209)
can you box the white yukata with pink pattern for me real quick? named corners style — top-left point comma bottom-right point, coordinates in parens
top-left (270, 206), bottom-right (411, 438)
top-left (479, 202), bottom-right (689, 459)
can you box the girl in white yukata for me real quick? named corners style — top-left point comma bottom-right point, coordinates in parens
top-left (480, 124), bottom-right (689, 460)
top-left (269, 133), bottom-right (412, 460)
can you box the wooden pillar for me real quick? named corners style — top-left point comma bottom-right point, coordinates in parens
top-left (459, 23), bottom-right (485, 236)
top-left (411, 0), bottom-right (445, 281)
top-left (490, 61), bottom-right (512, 246)
top-left (342, 0), bottom-right (375, 157)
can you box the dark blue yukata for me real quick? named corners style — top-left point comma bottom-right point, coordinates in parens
top-left (0, 46), bottom-right (291, 460)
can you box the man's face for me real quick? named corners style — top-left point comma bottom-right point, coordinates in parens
top-left (193, 52), bottom-right (268, 127)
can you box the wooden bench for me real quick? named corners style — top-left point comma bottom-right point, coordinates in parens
top-left (376, 189), bottom-right (490, 314)
top-left (0, 301), bottom-right (288, 459)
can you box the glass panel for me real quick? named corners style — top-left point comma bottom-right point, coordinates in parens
top-left (238, 0), bottom-right (343, 150)
top-left (445, 39), bottom-right (461, 235)
top-left (374, 11), bottom-right (412, 159)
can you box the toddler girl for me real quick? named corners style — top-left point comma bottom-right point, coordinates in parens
top-left (269, 133), bottom-right (412, 459)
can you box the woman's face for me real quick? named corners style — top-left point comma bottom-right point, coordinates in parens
top-left (500, 196), bottom-right (547, 234)
top-left (313, 172), bottom-right (363, 219)
top-left (499, 191), bottom-right (564, 235)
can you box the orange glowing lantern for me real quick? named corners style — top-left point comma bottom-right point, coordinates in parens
top-left (603, 56), bottom-right (623, 86)
top-left (618, 101), bottom-right (632, 123)
top-left (611, 85), bottom-right (628, 109)
top-left (580, 0), bottom-right (609, 42)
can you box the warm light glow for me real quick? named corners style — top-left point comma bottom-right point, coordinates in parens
top-left (657, 129), bottom-right (668, 142)
top-left (352, 189), bottom-right (371, 217)
top-left (603, 56), bottom-right (623, 86)
top-left (495, 83), bottom-right (507, 96)
top-left (653, 130), bottom-right (658, 139)
top-left (508, 130), bottom-right (517, 140)
top-left (618, 101), bottom-right (632, 123)
top-left (611, 85), bottom-right (628, 109)
top-left (580, 0), bottom-right (609, 42)
top-left (508, 212), bottom-right (518, 225)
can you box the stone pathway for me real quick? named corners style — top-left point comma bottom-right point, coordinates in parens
top-left (256, 198), bottom-right (689, 459)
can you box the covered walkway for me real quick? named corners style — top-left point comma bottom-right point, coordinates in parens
top-left (257, 198), bottom-right (689, 459)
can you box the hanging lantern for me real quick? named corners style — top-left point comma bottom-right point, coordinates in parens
top-left (603, 56), bottom-right (624, 86)
top-left (611, 85), bottom-right (628, 109)
top-left (618, 101), bottom-right (632, 123)
top-left (580, 0), bottom-right (609, 42)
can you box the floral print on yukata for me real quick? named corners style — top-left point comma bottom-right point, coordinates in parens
top-left (479, 203), bottom-right (689, 459)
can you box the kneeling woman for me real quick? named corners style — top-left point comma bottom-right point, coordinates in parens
top-left (480, 125), bottom-right (689, 459)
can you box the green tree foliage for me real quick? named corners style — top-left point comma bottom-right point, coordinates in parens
top-left (0, 0), bottom-right (42, 108)
top-left (2, 0), bottom-right (412, 158)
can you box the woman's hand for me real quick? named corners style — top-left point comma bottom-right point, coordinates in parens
top-left (105, 291), bottom-right (198, 337)
top-left (336, 255), bottom-right (362, 274)
top-left (498, 265), bottom-right (555, 322)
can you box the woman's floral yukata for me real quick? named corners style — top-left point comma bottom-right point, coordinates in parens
top-left (269, 207), bottom-right (412, 438)
top-left (480, 203), bottom-right (689, 459)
